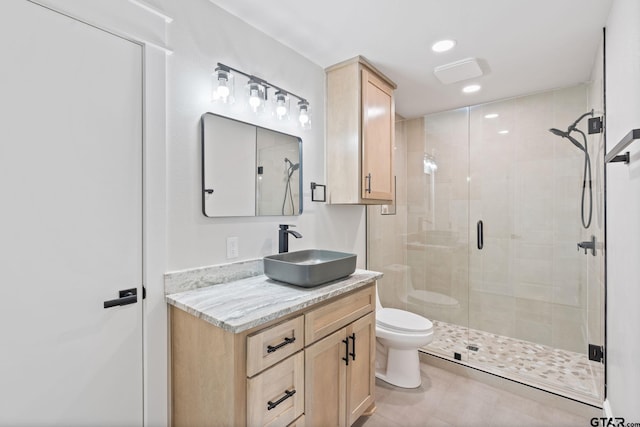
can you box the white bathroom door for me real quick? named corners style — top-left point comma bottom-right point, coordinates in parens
top-left (0, 1), bottom-right (143, 425)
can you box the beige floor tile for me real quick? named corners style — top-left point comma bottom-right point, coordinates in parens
top-left (358, 362), bottom-right (592, 427)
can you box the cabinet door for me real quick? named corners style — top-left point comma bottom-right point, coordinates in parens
top-left (345, 313), bottom-right (376, 425)
top-left (305, 329), bottom-right (348, 427)
top-left (361, 68), bottom-right (394, 201)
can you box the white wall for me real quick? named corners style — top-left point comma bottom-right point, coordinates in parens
top-left (158, 0), bottom-right (366, 272)
top-left (153, 0), bottom-right (366, 424)
top-left (604, 0), bottom-right (640, 419)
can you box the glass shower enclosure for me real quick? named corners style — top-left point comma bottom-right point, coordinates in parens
top-left (368, 83), bottom-right (605, 405)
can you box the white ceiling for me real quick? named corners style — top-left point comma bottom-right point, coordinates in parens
top-left (209, 0), bottom-right (613, 118)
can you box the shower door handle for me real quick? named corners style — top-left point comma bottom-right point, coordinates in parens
top-left (477, 220), bottom-right (484, 250)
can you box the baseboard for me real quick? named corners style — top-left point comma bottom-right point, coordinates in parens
top-left (603, 399), bottom-right (613, 418)
top-left (420, 352), bottom-right (601, 419)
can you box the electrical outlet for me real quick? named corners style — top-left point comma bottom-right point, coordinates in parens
top-left (226, 236), bottom-right (239, 259)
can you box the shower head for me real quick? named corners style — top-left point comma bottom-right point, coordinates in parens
top-left (549, 128), bottom-right (567, 138)
top-left (284, 157), bottom-right (299, 171)
top-left (548, 127), bottom-right (586, 152)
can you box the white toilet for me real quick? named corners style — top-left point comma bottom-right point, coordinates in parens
top-left (375, 285), bottom-right (434, 388)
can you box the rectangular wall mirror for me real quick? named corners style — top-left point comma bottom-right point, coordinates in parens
top-left (201, 113), bottom-right (303, 217)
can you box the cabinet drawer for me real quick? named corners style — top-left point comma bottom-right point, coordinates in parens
top-left (247, 315), bottom-right (304, 377)
top-left (247, 352), bottom-right (304, 427)
top-left (305, 285), bottom-right (375, 345)
top-left (287, 414), bottom-right (305, 427)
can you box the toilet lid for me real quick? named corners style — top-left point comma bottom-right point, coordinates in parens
top-left (377, 308), bottom-right (433, 333)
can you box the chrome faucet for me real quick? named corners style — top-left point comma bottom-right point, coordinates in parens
top-left (279, 224), bottom-right (302, 253)
top-left (577, 235), bottom-right (596, 256)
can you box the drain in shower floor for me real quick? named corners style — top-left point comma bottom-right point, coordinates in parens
top-left (467, 345), bottom-right (479, 352)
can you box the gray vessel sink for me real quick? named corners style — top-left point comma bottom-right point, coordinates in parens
top-left (263, 249), bottom-right (357, 287)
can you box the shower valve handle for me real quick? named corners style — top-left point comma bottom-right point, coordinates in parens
top-left (577, 235), bottom-right (596, 256)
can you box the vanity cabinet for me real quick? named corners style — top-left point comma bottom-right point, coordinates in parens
top-left (305, 313), bottom-right (375, 427)
top-left (326, 56), bottom-right (396, 204)
top-left (170, 283), bottom-right (376, 427)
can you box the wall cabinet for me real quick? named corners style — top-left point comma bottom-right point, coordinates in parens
top-left (170, 284), bottom-right (376, 427)
top-left (326, 56), bottom-right (396, 204)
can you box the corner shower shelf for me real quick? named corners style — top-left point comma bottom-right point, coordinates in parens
top-left (605, 128), bottom-right (640, 163)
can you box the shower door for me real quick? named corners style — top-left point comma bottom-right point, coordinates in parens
top-left (467, 85), bottom-right (604, 403)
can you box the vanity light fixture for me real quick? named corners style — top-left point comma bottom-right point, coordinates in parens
top-left (213, 62), bottom-right (311, 128)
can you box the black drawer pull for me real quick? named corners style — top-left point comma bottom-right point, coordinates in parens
top-left (267, 337), bottom-right (295, 354)
top-left (267, 389), bottom-right (296, 411)
top-left (348, 333), bottom-right (356, 361)
top-left (342, 338), bottom-right (349, 365)
top-left (477, 220), bottom-right (484, 250)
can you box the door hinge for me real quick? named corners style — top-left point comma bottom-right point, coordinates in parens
top-left (588, 344), bottom-right (604, 363)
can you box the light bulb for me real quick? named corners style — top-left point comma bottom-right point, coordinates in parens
top-left (274, 91), bottom-right (288, 119)
top-left (248, 83), bottom-right (262, 112)
top-left (216, 80), bottom-right (230, 99)
top-left (213, 66), bottom-right (233, 103)
top-left (299, 110), bottom-right (309, 125)
top-left (298, 100), bottom-right (311, 128)
top-left (249, 93), bottom-right (261, 111)
top-left (276, 104), bottom-right (287, 118)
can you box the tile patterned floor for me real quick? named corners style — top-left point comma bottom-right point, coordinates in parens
top-left (421, 320), bottom-right (604, 407)
top-left (353, 363), bottom-right (595, 427)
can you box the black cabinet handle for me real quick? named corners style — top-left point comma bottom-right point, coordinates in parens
top-left (365, 173), bottom-right (372, 194)
top-left (104, 288), bottom-right (138, 309)
top-left (342, 338), bottom-right (350, 366)
top-left (267, 337), bottom-right (296, 354)
top-left (477, 220), bottom-right (484, 250)
top-left (267, 389), bottom-right (296, 411)
top-left (348, 333), bottom-right (356, 361)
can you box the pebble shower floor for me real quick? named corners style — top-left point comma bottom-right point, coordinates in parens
top-left (422, 319), bottom-right (604, 407)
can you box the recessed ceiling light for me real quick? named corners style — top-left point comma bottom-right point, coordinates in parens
top-left (462, 84), bottom-right (481, 94)
top-left (498, 130), bottom-right (509, 134)
top-left (484, 113), bottom-right (499, 119)
top-left (432, 39), bottom-right (456, 53)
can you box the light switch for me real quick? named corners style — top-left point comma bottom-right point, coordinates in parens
top-left (226, 236), bottom-right (239, 259)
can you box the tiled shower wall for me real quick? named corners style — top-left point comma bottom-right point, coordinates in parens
top-left (369, 84), bottom-right (604, 355)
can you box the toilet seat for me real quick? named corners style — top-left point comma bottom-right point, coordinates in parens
top-left (377, 308), bottom-right (432, 333)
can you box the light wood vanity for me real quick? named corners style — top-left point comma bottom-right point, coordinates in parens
top-left (167, 270), bottom-right (380, 427)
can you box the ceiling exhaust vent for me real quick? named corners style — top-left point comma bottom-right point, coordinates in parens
top-left (434, 58), bottom-right (483, 85)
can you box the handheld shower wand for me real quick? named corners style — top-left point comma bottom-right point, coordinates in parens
top-left (282, 158), bottom-right (299, 215)
top-left (548, 110), bottom-right (595, 229)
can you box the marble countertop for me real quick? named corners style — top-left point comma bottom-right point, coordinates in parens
top-left (166, 269), bottom-right (382, 333)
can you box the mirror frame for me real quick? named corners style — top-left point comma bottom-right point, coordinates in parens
top-left (201, 112), bottom-right (303, 217)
